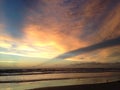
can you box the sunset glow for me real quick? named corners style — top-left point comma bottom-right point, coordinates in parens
top-left (0, 0), bottom-right (120, 68)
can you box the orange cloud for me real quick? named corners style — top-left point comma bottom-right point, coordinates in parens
top-left (66, 45), bottom-right (120, 63)
top-left (20, 0), bottom-right (120, 61)
top-left (22, 1), bottom-right (91, 57)
top-left (22, 19), bottom-right (88, 58)
top-left (97, 4), bottom-right (120, 41)
top-left (1, 0), bottom-right (120, 63)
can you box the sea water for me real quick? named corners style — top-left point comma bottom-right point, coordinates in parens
top-left (0, 72), bottom-right (120, 90)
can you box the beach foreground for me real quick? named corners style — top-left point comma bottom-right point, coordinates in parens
top-left (30, 81), bottom-right (120, 90)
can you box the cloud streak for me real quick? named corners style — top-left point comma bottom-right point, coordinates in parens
top-left (55, 36), bottom-right (120, 59)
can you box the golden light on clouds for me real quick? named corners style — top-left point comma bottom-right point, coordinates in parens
top-left (0, 0), bottom-right (120, 69)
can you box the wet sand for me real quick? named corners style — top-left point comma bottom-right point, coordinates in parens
top-left (30, 81), bottom-right (120, 90)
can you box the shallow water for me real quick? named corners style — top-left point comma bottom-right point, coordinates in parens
top-left (0, 72), bottom-right (120, 90)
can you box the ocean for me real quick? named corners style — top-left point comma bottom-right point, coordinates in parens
top-left (0, 72), bottom-right (120, 90)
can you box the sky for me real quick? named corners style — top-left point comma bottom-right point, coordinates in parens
top-left (0, 0), bottom-right (120, 68)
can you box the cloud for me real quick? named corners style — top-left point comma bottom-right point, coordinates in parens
top-left (72, 46), bottom-right (120, 63)
top-left (0, 0), bottom-right (120, 63)
top-left (22, 0), bottom-right (89, 58)
top-left (54, 37), bottom-right (120, 59)
top-left (23, 0), bottom-right (92, 51)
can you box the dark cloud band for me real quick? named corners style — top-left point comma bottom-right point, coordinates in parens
top-left (55, 37), bottom-right (120, 59)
